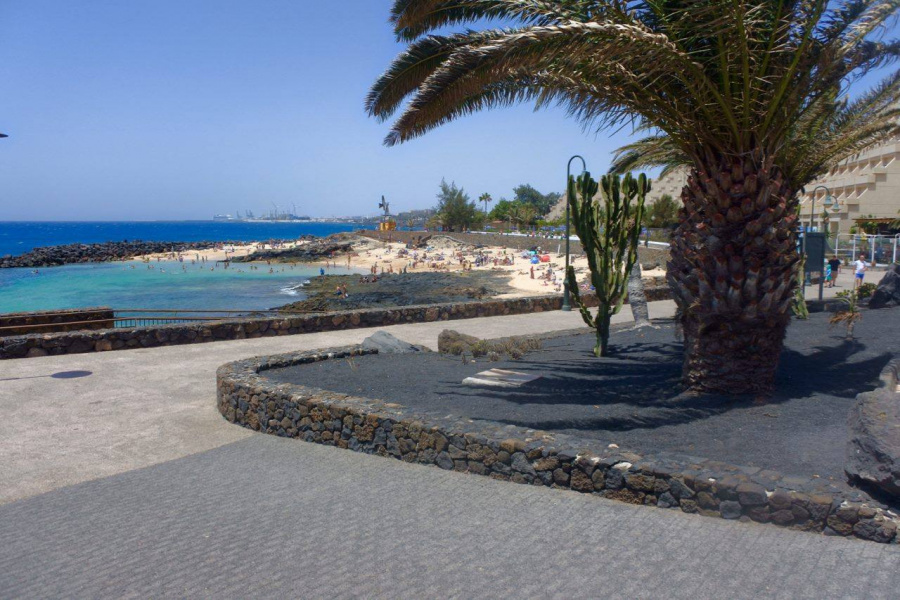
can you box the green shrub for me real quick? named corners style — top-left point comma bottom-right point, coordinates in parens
top-left (857, 282), bottom-right (877, 299)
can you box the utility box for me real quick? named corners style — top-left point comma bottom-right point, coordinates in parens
top-left (804, 232), bottom-right (827, 275)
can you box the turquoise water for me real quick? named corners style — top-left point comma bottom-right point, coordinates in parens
top-left (0, 261), bottom-right (352, 313)
top-left (0, 220), bottom-right (375, 314)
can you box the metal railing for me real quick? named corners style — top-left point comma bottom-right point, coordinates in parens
top-left (833, 233), bottom-right (899, 265)
top-left (0, 308), bottom-right (312, 334)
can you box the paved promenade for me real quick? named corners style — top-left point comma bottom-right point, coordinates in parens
top-left (2, 299), bottom-right (898, 598)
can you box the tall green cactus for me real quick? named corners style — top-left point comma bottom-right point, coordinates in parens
top-left (566, 172), bottom-right (649, 356)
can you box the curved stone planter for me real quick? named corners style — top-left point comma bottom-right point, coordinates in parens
top-left (218, 347), bottom-right (899, 544)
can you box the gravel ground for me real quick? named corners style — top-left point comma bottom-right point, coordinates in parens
top-left (266, 307), bottom-right (899, 488)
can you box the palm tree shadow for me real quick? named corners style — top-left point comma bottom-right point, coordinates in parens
top-left (452, 335), bottom-right (892, 434)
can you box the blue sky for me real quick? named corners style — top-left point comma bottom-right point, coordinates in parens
top-left (0, 1), bottom-right (895, 221)
top-left (0, 0), bottom-right (639, 220)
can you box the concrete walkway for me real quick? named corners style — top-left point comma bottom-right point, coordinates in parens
top-left (0, 301), bottom-right (673, 505)
top-left (2, 298), bottom-right (898, 598)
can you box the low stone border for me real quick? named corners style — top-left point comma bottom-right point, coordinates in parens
top-left (1, 287), bottom-right (670, 359)
top-left (217, 346), bottom-right (899, 544)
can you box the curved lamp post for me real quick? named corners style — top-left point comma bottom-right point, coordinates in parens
top-left (801, 185), bottom-right (840, 294)
top-left (562, 155), bottom-right (587, 311)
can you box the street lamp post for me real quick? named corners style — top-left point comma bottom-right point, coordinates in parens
top-left (801, 185), bottom-right (840, 299)
top-left (562, 155), bottom-right (587, 311)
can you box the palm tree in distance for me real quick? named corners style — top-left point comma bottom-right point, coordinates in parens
top-left (366, 0), bottom-right (900, 395)
top-left (505, 203), bottom-right (523, 232)
top-left (479, 192), bottom-right (493, 217)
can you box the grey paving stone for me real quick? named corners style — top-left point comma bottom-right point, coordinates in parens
top-left (0, 435), bottom-right (897, 599)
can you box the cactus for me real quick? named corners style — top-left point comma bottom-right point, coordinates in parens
top-left (566, 172), bottom-right (648, 356)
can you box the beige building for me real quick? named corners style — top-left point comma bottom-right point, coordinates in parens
top-left (644, 143), bottom-right (900, 234)
top-left (799, 141), bottom-right (900, 235)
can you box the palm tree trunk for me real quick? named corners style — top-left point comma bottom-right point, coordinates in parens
top-left (628, 262), bottom-right (652, 328)
top-left (667, 153), bottom-right (800, 395)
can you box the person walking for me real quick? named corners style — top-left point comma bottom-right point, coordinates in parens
top-left (828, 255), bottom-right (841, 288)
top-left (853, 254), bottom-right (868, 289)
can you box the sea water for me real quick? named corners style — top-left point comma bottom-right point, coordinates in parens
top-left (0, 261), bottom-right (358, 314)
top-left (0, 221), bottom-right (373, 256)
top-left (0, 221), bottom-right (373, 313)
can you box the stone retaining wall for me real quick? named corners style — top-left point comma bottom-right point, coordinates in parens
top-left (360, 230), bottom-right (670, 267)
top-left (2, 287), bottom-right (667, 359)
top-left (217, 346), bottom-right (899, 544)
top-left (0, 307), bottom-right (115, 336)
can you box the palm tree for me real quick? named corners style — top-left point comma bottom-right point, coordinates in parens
top-left (505, 203), bottom-right (524, 231)
top-left (367, 0), bottom-right (900, 395)
top-left (520, 204), bottom-right (539, 231)
top-left (479, 192), bottom-right (493, 216)
top-left (425, 213), bottom-right (444, 231)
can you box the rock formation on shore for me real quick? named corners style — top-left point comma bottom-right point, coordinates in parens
top-left (277, 271), bottom-right (514, 313)
top-left (231, 235), bottom-right (352, 264)
top-left (0, 240), bottom-right (234, 268)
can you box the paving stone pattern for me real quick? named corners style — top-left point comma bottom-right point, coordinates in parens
top-left (2, 435), bottom-right (898, 599)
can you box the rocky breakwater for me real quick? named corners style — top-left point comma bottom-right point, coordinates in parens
top-left (278, 271), bottom-right (515, 313)
top-left (1, 240), bottom-right (228, 268)
top-left (231, 234), bottom-right (353, 264)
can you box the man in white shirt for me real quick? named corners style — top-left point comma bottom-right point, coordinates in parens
top-left (854, 254), bottom-right (868, 288)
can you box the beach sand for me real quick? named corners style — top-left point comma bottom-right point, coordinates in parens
top-left (314, 236), bottom-right (666, 298)
top-left (133, 234), bottom-right (666, 300)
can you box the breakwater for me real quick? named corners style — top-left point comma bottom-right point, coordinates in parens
top-left (0, 240), bottom-right (227, 268)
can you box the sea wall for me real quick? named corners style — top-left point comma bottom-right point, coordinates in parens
top-left (0, 307), bottom-right (115, 336)
top-left (359, 230), bottom-right (671, 267)
top-left (2, 288), bottom-right (669, 360)
top-left (216, 346), bottom-right (898, 544)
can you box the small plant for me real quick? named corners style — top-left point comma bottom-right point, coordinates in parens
top-left (470, 340), bottom-right (490, 358)
top-left (831, 290), bottom-right (863, 340)
top-left (438, 330), bottom-right (542, 360)
top-left (857, 282), bottom-right (877, 299)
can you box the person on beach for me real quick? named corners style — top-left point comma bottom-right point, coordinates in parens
top-left (827, 255), bottom-right (841, 288)
top-left (854, 254), bottom-right (868, 288)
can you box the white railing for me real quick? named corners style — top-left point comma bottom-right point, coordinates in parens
top-left (833, 233), bottom-right (899, 266)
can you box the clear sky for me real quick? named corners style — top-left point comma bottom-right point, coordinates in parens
top-left (0, 2), bottom-right (895, 221)
top-left (0, 0), bottom-right (641, 220)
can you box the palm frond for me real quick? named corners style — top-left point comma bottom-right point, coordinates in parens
top-left (390, 0), bottom-right (580, 42)
top-left (608, 134), bottom-right (689, 175)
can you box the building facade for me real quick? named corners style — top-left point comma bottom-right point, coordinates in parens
top-left (644, 142), bottom-right (900, 235)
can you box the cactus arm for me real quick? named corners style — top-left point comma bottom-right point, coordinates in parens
top-left (566, 265), bottom-right (596, 329)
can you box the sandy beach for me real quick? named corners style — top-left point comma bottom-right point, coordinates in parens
top-left (133, 234), bottom-right (666, 300)
top-left (328, 236), bottom-right (666, 298)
